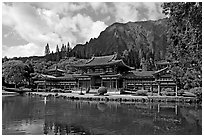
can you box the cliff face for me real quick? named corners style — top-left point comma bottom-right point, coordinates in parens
top-left (71, 18), bottom-right (168, 67)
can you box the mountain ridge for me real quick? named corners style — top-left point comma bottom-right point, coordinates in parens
top-left (71, 18), bottom-right (168, 68)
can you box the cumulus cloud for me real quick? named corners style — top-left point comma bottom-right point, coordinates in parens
top-left (31, 2), bottom-right (87, 16)
top-left (89, 2), bottom-right (108, 14)
top-left (113, 2), bottom-right (165, 23)
top-left (2, 43), bottom-right (42, 58)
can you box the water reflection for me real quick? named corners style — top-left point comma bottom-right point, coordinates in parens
top-left (2, 95), bottom-right (202, 135)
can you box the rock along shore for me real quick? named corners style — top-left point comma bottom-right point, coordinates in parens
top-left (25, 91), bottom-right (199, 104)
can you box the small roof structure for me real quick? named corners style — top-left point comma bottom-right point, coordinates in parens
top-left (32, 74), bottom-right (56, 79)
top-left (47, 67), bottom-right (65, 73)
top-left (154, 67), bottom-right (169, 75)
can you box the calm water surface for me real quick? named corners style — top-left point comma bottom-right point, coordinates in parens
top-left (2, 95), bottom-right (202, 135)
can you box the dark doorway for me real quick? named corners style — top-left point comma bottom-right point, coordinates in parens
top-left (91, 76), bottom-right (101, 88)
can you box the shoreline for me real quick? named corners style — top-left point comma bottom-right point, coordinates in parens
top-left (25, 91), bottom-right (200, 104)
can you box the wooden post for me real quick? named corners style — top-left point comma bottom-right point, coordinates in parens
top-left (116, 79), bottom-right (118, 91)
top-left (158, 83), bottom-right (160, 96)
top-left (110, 78), bottom-right (112, 89)
top-left (101, 78), bottom-right (103, 87)
top-left (44, 82), bottom-right (46, 91)
top-left (175, 85), bottom-right (178, 97)
top-left (157, 104), bottom-right (160, 113)
top-left (123, 80), bottom-right (125, 89)
top-left (90, 78), bottom-right (91, 89)
top-left (37, 85), bottom-right (39, 92)
top-left (78, 80), bottom-right (80, 90)
top-left (150, 84), bottom-right (153, 96)
top-left (175, 105), bottom-right (178, 115)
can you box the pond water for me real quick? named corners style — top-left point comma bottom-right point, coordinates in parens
top-left (2, 95), bottom-right (202, 135)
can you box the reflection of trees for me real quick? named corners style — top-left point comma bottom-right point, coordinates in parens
top-left (43, 121), bottom-right (91, 135)
top-left (3, 96), bottom-right (202, 135)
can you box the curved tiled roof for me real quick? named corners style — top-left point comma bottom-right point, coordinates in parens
top-left (74, 54), bottom-right (133, 70)
top-left (153, 67), bottom-right (169, 75)
top-left (123, 71), bottom-right (155, 79)
top-left (47, 68), bottom-right (65, 73)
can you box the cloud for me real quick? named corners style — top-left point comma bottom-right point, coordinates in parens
top-left (55, 14), bottom-right (107, 45)
top-left (112, 2), bottom-right (165, 23)
top-left (30, 2), bottom-right (87, 16)
top-left (2, 43), bottom-right (42, 58)
top-left (89, 2), bottom-right (108, 14)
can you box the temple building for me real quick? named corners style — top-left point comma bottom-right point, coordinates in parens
top-left (33, 53), bottom-right (178, 96)
top-left (33, 67), bottom-right (77, 91)
top-left (73, 53), bottom-right (134, 91)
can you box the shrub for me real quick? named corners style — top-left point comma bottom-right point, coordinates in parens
top-left (189, 87), bottom-right (202, 96)
top-left (134, 90), bottom-right (148, 96)
top-left (120, 88), bottom-right (126, 94)
top-left (183, 92), bottom-right (196, 97)
top-left (178, 89), bottom-right (186, 96)
top-left (98, 87), bottom-right (107, 95)
top-left (189, 87), bottom-right (202, 100)
top-left (161, 91), bottom-right (175, 96)
top-left (161, 88), bottom-right (175, 96)
top-left (165, 88), bottom-right (174, 92)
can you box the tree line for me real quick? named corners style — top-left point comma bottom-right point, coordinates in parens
top-left (44, 42), bottom-right (72, 61)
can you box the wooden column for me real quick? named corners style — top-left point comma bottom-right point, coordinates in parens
top-left (158, 83), bottom-right (161, 96)
top-left (101, 78), bottom-right (103, 87)
top-left (78, 80), bottom-right (80, 89)
top-left (37, 85), bottom-right (39, 92)
top-left (175, 85), bottom-right (178, 97)
top-left (44, 82), bottom-right (46, 90)
top-left (123, 80), bottom-right (125, 89)
top-left (90, 78), bottom-right (91, 89)
top-left (150, 83), bottom-right (153, 96)
top-left (175, 105), bottom-right (178, 115)
top-left (110, 78), bottom-right (112, 89)
top-left (116, 79), bottom-right (118, 90)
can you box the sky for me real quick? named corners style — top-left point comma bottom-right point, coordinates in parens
top-left (2, 2), bottom-right (166, 58)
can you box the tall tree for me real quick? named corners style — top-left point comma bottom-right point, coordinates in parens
top-left (56, 44), bottom-right (60, 53)
top-left (3, 60), bottom-right (31, 88)
top-left (45, 43), bottom-right (50, 55)
top-left (61, 44), bottom-right (66, 58)
top-left (66, 42), bottom-right (71, 57)
top-left (56, 45), bottom-right (60, 61)
top-left (162, 2), bottom-right (202, 89)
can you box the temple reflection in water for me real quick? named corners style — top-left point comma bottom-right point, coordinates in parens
top-left (2, 96), bottom-right (202, 135)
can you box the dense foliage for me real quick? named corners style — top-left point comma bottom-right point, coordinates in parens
top-left (44, 43), bottom-right (50, 56)
top-left (2, 60), bottom-right (34, 87)
top-left (162, 2), bottom-right (202, 89)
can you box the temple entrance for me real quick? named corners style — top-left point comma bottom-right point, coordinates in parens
top-left (91, 76), bottom-right (101, 89)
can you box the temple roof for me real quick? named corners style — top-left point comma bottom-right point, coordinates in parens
top-left (32, 74), bottom-right (56, 79)
top-left (153, 67), bottom-right (169, 75)
top-left (123, 70), bottom-right (155, 79)
top-left (47, 66), bottom-right (65, 73)
top-left (123, 67), bottom-right (172, 79)
top-left (73, 54), bottom-right (134, 70)
top-left (47, 68), bottom-right (65, 73)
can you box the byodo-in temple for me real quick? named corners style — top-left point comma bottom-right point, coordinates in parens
top-left (33, 53), bottom-right (178, 96)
